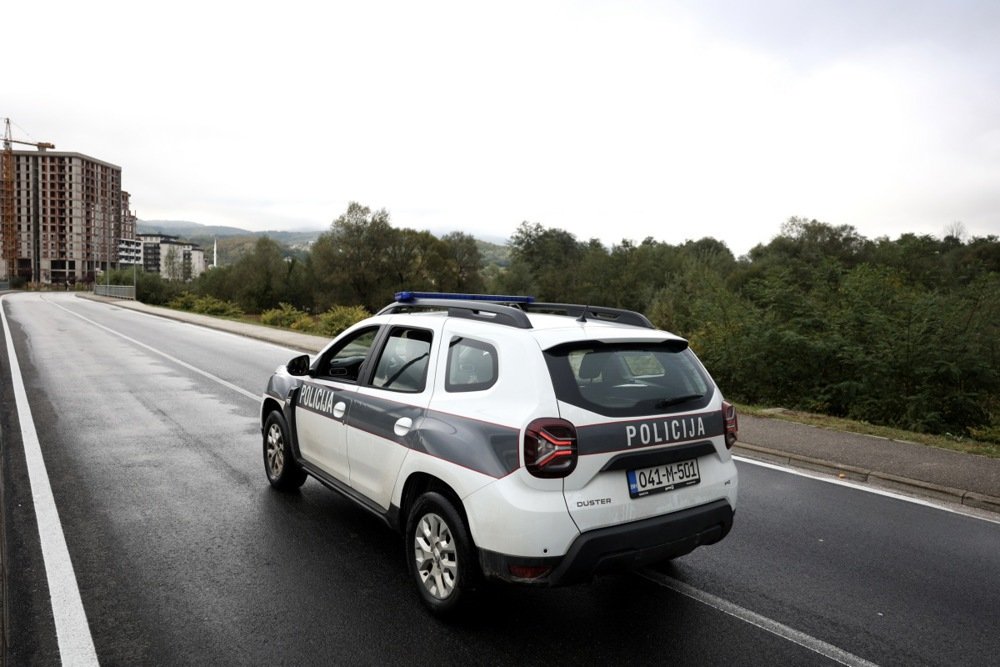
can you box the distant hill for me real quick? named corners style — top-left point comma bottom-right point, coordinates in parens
top-left (137, 219), bottom-right (510, 267)
top-left (476, 239), bottom-right (510, 267)
top-left (139, 220), bottom-right (261, 238)
top-left (137, 220), bottom-right (324, 252)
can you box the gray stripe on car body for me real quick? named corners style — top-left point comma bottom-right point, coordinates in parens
top-left (413, 410), bottom-right (520, 478)
top-left (294, 384), bottom-right (520, 478)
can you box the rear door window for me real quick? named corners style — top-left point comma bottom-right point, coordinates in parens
top-left (445, 337), bottom-right (498, 392)
top-left (544, 341), bottom-right (712, 417)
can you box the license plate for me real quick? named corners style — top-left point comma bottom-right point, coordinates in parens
top-left (627, 458), bottom-right (700, 498)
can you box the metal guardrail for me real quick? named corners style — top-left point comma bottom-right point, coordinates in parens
top-left (93, 284), bottom-right (136, 300)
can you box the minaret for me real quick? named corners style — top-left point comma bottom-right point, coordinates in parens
top-left (214, 237), bottom-right (218, 267)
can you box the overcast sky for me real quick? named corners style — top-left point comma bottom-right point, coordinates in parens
top-left (6, 0), bottom-right (999, 255)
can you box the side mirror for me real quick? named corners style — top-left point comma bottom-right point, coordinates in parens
top-left (286, 354), bottom-right (311, 377)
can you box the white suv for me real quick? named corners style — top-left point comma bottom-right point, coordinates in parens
top-left (260, 292), bottom-right (738, 613)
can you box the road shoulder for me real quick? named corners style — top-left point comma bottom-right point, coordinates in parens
top-left (735, 417), bottom-right (1000, 515)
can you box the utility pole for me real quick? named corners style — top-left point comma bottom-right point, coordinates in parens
top-left (106, 203), bottom-right (111, 290)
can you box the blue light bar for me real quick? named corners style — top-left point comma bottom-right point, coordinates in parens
top-left (395, 291), bottom-right (535, 304)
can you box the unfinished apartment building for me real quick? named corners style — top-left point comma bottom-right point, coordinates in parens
top-left (1, 147), bottom-right (137, 284)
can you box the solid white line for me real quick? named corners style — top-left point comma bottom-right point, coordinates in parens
top-left (1, 296), bottom-right (100, 666)
top-left (639, 570), bottom-right (879, 667)
top-left (47, 297), bottom-right (259, 402)
top-left (733, 455), bottom-right (1000, 525)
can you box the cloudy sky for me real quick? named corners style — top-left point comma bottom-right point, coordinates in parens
top-left (5, 0), bottom-right (999, 255)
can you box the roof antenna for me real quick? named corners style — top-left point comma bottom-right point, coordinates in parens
top-left (577, 306), bottom-right (589, 323)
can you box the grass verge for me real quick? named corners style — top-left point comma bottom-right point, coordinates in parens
top-left (737, 404), bottom-right (1000, 459)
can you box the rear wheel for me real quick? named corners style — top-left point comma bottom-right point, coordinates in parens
top-left (263, 410), bottom-right (306, 491)
top-left (406, 492), bottom-right (476, 614)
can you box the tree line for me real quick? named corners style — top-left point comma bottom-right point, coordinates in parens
top-left (124, 203), bottom-right (1000, 442)
top-left (499, 217), bottom-right (1000, 442)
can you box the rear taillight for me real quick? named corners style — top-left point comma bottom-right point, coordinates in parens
top-left (722, 400), bottom-right (738, 449)
top-left (524, 418), bottom-right (578, 478)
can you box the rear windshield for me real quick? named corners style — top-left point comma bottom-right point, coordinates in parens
top-left (543, 341), bottom-right (713, 417)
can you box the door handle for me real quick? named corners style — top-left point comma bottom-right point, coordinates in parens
top-left (394, 417), bottom-right (413, 437)
top-left (333, 401), bottom-right (347, 419)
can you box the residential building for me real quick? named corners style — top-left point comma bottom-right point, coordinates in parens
top-left (0, 149), bottom-right (137, 284)
top-left (118, 237), bottom-right (142, 265)
top-left (137, 233), bottom-right (206, 281)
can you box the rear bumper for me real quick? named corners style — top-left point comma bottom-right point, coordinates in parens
top-left (479, 499), bottom-right (734, 586)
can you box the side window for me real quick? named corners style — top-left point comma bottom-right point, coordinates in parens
top-left (446, 337), bottom-right (498, 393)
top-left (371, 327), bottom-right (433, 393)
top-left (317, 326), bottom-right (379, 383)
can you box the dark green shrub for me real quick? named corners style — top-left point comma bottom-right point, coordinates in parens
top-left (192, 295), bottom-right (244, 318)
top-left (261, 303), bottom-right (311, 328)
top-left (169, 292), bottom-right (198, 311)
top-left (317, 305), bottom-right (370, 337)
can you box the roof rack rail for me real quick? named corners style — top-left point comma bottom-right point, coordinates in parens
top-left (377, 296), bottom-right (534, 329)
top-left (377, 292), bottom-right (655, 330)
top-left (521, 302), bottom-right (655, 329)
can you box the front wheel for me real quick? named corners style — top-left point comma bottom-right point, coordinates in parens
top-left (406, 492), bottom-right (477, 614)
top-left (263, 410), bottom-right (306, 491)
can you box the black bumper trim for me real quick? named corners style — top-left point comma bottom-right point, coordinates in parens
top-left (479, 499), bottom-right (734, 586)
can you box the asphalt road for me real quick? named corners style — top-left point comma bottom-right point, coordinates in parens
top-left (2, 293), bottom-right (998, 666)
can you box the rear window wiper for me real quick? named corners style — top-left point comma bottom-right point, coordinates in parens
top-left (655, 394), bottom-right (703, 409)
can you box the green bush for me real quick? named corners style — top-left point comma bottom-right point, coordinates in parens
top-left (261, 303), bottom-right (311, 328)
top-left (135, 271), bottom-right (183, 305)
top-left (289, 314), bottom-right (318, 332)
top-left (192, 295), bottom-right (244, 318)
top-left (317, 305), bottom-right (370, 337)
top-left (168, 290), bottom-right (242, 317)
top-left (168, 292), bottom-right (198, 311)
top-left (969, 425), bottom-right (1000, 445)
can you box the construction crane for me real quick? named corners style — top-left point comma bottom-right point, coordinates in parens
top-left (2, 118), bottom-right (55, 281)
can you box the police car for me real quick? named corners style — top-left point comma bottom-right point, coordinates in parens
top-left (260, 292), bottom-right (738, 613)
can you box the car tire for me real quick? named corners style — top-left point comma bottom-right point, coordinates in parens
top-left (406, 492), bottom-right (476, 614)
top-left (263, 410), bottom-right (307, 491)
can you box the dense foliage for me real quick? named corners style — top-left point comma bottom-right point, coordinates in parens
top-left (498, 218), bottom-right (1000, 441)
top-left (256, 303), bottom-right (372, 336)
top-left (168, 292), bottom-right (244, 318)
top-left (161, 203), bottom-right (998, 441)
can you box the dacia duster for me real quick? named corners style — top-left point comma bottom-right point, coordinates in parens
top-left (261, 292), bottom-right (738, 613)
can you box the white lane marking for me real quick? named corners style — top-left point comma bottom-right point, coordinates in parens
top-left (48, 297), bottom-right (259, 402)
top-left (639, 570), bottom-right (879, 667)
top-left (1, 296), bottom-right (101, 666)
top-left (734, 455), bottom-right (1000, 526)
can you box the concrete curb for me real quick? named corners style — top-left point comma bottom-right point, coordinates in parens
top-left (78, 294), bottom-right (329, 353)
top-left (733, 442), bottom-right (1000, 514)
